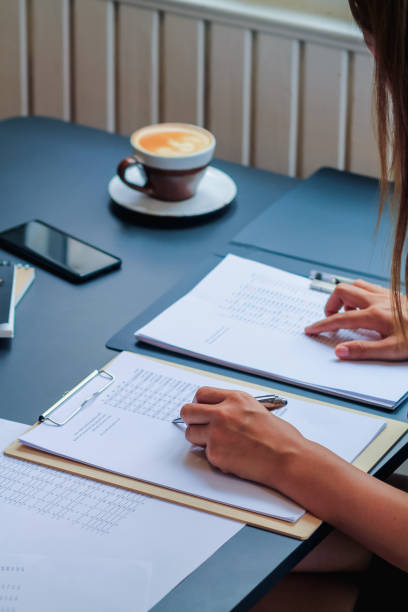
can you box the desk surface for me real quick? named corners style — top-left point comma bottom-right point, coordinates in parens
top-left (1, 117), bottom-right (407, 612)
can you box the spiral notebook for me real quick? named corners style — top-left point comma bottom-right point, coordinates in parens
top-left (0, 262), bottom-right (15, 336)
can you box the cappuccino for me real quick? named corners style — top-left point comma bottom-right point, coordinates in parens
top-left (133, 125), bottom-right (213, 157)
top-left (118, 122), bottom-right (216, 198)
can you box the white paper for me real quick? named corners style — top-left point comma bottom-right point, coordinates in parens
top-left (135, 254), bottom-right (408, 408)
top-left (0, 554), bottom-right (151, 612)
top-left (1, 419), bottom-right (243, 610)
top-left (20, 352), bottom-right (385, 523)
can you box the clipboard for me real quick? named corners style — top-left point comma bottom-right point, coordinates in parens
top-left (5, 353), bottom-right (408, 540)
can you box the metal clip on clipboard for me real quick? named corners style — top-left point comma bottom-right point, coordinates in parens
top-left (38, 369), bottom-right (115, 426)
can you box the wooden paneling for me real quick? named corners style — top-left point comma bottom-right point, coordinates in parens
top-left (0, 0), bottom-right (23, 118)
top-left (162, 14), bottom-right (204, 125)
top-left (31, 0), bottom-right (64, 118)
top-left (0, 0), bottom-right (378, 179)
top-left (72, 0), bottom-right (109, 129)
top-left (253, 33), bottom-right (292, 174)
top-left (117, 4), bottom-right (159, 135)
top-left (299, 42), bottom-right (342, 178)
top-left (336, 50), bottom-right (349, 171)
top-left (348, 51), bottom-right (378, 177)
top-left (208, 23), bottom-right (252, 164)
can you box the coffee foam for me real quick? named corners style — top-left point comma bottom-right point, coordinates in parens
top-left (132, 125), bottom-right (213, 157)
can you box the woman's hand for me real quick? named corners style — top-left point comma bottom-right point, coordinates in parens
top-left (304, 279), bottom-right (408, 361)
top-left (181, 386), bottom-right (310, 491)
top-left (182, 386), bottom-right (408, 572)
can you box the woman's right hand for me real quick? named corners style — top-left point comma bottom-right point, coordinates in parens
top-left (305, 279), bottom-right (408, 360)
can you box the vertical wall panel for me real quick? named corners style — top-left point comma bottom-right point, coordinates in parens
top-left (31, 0), bottom-right (64, 118)
top-left (0, 0), bottom-right (22, 118)
top-left (105, 0), bottom-right (115, 132)
top-left (208, 24), bottom-right (252, 164)
top-left (73, 0), bottom-right (109, 129)
top-left (253, 33), bottom-right (292, 174)
top-left (348, 51), bottom-right (378, 177)
top-left (117, 4), bottom-right (159, 136)
top-left (337, 50), bottom-right (349, 171)
top-left (299, 42), bottom-right (342, 178)
top-left (288, 40), bottom-right (301, 177)
top-left (162, 14), bottom-right (204, 125)
top-left (19, 0), bottom-right (29, 115)
top-left (62, 0), bottom-right (72, 120)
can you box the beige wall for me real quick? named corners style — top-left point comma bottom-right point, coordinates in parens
top-left (0, 0), bottom-right (378, 179)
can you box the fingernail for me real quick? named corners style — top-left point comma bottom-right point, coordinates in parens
top-left (336, 345), bottom-right (349, 358)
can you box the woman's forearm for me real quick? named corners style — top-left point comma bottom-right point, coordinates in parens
top-left (181, 387), bottom-right (408, 569)
top-left (279, 442), bottom-right (408, 571)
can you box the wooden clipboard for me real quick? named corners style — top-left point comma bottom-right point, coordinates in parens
top-left (5, 353), bottom-right (408, 540)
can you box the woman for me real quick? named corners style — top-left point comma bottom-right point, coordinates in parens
top-left (181, 1), bottom-right (408, 608)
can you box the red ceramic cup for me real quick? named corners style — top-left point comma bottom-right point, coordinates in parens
top-left (117, 123), bottom-right (216, 202)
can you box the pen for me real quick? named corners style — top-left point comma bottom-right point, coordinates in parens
top-left (310, 270), bottom-right (354, 285)
top-left (172, 394), bottom-right (288, 424)
top-left (309, 270), bottom-right (355, 294)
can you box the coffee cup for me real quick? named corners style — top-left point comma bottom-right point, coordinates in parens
top-left (117, 123), bottom-right (216, 202)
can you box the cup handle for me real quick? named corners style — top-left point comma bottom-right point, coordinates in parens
top-left (117, 157), bottom-right (153, 195)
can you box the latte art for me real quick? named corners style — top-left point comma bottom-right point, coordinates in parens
top-left (121, 122), bottom-right (215, 198)
top-left (134, 128), bottom-right (212, 157)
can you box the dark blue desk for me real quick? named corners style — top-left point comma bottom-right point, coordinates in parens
top-left (0, 117), bottom-right (293, 425)
top-left (1, 117), bottom-right (407, 612)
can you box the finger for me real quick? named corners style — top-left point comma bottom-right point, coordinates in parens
top-left (352, 279), bottom-right (385, 293)
top-left (181, 402), bottom-right (218, 425)
top-left (193, 386), bottom-right (230, 404)
top-left (336, 337), bottom-right (404, 361)
top-left (185, 424), bottom-right (209, 447)
top-left (324, 284), bottom-right (372, 316)
top-left (305, 309), bottom-right (378, 335)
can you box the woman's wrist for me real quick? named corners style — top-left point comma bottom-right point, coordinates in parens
top-left (263, 434), bottom-right (316, 494)
top-left (270, 437), bottom-right (348, 519)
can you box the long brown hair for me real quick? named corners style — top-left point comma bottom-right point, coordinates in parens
top-left (349, 0), bottom-right (408, 339)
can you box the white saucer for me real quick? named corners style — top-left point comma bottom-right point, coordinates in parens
top-left (108, 166), bottom-right (237, 217)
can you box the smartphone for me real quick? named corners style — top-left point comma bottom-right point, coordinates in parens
top-left (0, 220), bottom-right (121, 283)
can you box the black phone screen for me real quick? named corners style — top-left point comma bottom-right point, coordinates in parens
top-left (0, 220), bottom-right (121, 281)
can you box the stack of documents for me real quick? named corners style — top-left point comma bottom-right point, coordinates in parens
top-left (18, 352), bottom-right (386, 523)
top-left (135, 254), bottom-right (408, 410)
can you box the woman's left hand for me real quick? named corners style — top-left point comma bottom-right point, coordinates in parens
top-left (304, 279), bottom-right (408, 360)
top-left (180, 386), bottom-right (309, 491)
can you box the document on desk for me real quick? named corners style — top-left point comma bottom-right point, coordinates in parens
top-left (0, 554), bottom-right (150, 612)
top-left (19, 352), bottom-right (386, 523)
top-left (1, 418), bottom-right (243, 610)
top-left (135, 254), bottom-right (408, 409)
